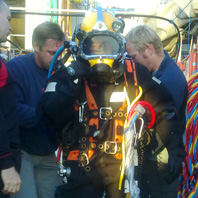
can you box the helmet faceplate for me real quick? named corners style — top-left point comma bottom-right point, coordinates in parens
top-left (74, 6), bottom-right (126, 83)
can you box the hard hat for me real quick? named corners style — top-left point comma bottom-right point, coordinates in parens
top-left (73, 7), bottom-right (126, 83)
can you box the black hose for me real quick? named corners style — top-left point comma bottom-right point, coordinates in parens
top-left (7, 39), bottom-right (22, 54)
top-left (115, 13), bottom-right (181, 62)
top-left (10, 11), bottom-right (181, 61)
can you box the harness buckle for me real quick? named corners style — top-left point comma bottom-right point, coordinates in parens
top-left (104, 141), bottom-right (117, 154)
top-left (77, 101), bottom-right (87, 122)
top-left (78, 153), bottom-right (89, 167)
top-left (100, 107), bottom-right (112, 120)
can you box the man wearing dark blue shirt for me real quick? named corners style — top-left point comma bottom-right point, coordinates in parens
top-left (125, 25), bottom-right (188, 198)
top-left (6, 22), bottom-right (65, 198)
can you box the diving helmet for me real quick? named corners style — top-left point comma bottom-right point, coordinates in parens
top-left (74, 6), bottom-right (126, 83)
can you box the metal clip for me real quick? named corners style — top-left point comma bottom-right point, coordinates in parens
top-left (78, 153), bottom-right (89, 167)
top-left (104, 141), bottom-right (117, 154)
top-left (138, 117), bottom-right (144, 139)
top-left (133, 121), bottom-right (138, 148)
top-left (78, 101), bottom-right (87, 122)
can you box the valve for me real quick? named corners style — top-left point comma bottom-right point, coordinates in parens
top-left (58, 164), bottom-right (71, 184)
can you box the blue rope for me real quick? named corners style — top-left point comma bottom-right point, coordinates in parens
top-left (171, 0), bottom-right (193, 50)
top-left (172, 0), bottom-right (193, 22)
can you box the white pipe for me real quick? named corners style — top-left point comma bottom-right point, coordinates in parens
top-left (10, 7), bottom-right (87, 13)
top-left (9, 34), bottom-right (25, 37)
top-left (10, 7), bottom-right (136, 15)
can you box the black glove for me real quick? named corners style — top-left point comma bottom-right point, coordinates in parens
top-left (66, 60), bottom-right (90, 83)
top-left (50, 61), bottom-right (89, 97)
top-left (59, 122), bottom-right (85, 146)
top-left (37, 92), bottom-right (77, 129)
top-left (165, 148), bottom-right (185, 183)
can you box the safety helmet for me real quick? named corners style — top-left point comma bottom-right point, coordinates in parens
top-left (73, 6), bottom-right (126, 83)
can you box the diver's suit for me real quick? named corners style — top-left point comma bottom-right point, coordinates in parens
top-left (37, 59), bottom-right (185, 198)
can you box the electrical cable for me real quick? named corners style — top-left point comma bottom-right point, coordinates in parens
top-left (119, 111), bottom-right (139, 190)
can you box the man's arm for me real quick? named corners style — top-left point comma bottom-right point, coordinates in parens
top-left (6, 59), bottom-right (39, 128)
top-left (0, 60), bottom-right (21, 194)
top-left (136, 63), bottom-right (186, 182)
top-left (0, 61), bottom-right (15, 169)
top-left (37, 61), bottom-right (88, 131)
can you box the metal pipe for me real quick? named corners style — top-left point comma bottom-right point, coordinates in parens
top-left (10, 10), bottom-right (181, 61)
top-left (11, 10), bottom-right (85, 17)
top-left (10, 7), bottom-right (87, 13)
top-left (9, 34), bottom-right (25, 37)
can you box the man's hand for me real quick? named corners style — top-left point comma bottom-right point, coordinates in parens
top-left (1, 167), bottom-right (21, 194)
top-left (165, 154), bottom-right (183, 183)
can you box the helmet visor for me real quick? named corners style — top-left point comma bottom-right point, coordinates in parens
top-left (83, 35), bottom-right (120, 56)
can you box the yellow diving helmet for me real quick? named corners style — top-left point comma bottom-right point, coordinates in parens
top-left (74, 6), bottom-right (126, 83)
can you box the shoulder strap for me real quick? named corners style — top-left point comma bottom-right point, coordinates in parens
top-left (84, 80), bottom-right (98, 110)
top-left (124, 59), bottom-right (138, 87)
top-left (124, 59), bottom-right (140, 100)
top-left (84, 80), bottom-right (99, 129)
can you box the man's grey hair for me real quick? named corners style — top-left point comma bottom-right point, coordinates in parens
top-left (125, 25), bottom-right (163, 53)
top-left (32, 21), bottom-right (65, 48)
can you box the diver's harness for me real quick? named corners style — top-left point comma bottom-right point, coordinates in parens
top-left (56, 58), bottom-right (135, 178)
top-left (56, 58), bottom-right (156, 194)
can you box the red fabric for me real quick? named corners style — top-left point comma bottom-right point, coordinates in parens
top-left (127, 101), bottom-right (156, 129)
top-left (0, 60), bottom-right (8, 88)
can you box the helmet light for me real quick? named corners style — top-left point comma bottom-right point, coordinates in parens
top-left (112, 18), bottom-right (125, 33)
